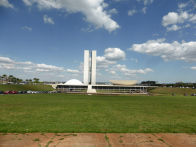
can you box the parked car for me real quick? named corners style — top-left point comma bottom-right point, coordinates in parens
top-left (39, 91), bottom-right (48, 94)
top-left (27, 91), bottom-right (38, 94)
top-left (18, 91), bottom-right (22, 94)
top-left (32, 91), bottom-right (39, 94)
top-left (191, 93), bottom-right (196, 96)
top-left (48, 91), bottom-right (57, 93)
top-left (0, 91), bottom-right (4, 94)
top-left (9, 91), bottom-right (18, 94)
top-left (18, 91), bottom-right (26, 94)
top-left (22, 91), bottom-right (27, 94)
top-left (27, 90), bottom-right (33, 94)
top-left (4, 91), bottom-right (10, 94)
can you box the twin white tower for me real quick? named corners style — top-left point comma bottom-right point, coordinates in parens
top-left (83, 50), bottom-right (96, 85)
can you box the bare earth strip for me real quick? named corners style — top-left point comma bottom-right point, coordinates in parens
top-left (0, 133), bottom-right (196, 147)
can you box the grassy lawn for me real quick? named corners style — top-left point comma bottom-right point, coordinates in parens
top-left (0, 94), bottom-right (196, 133)
top-left (0, 84), bottom-right (53, 91)
top-left (150, 87), bottom-right (196, 96)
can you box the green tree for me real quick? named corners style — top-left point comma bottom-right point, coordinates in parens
top-left (25, 79), bottom-right (32, 84)
top-left (17, 78), bottom-right (23, 83)
top-left (8, 75), bottom-right (14, 82)
top-left (2, 74), bottom-right (7, 80)
top-left (2, 74), bottom-right (8, 83)
top-left (33, 78), bottom-right (39, 83)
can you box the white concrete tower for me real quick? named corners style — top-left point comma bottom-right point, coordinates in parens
top-left (91, 50), bottom-right (96, 85)
top-left (83, 50), bottom-right (89, 85)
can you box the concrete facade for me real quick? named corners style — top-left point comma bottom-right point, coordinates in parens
top-left (83, 50), bottom-right (89, 85)
top-left (91, 50), bottom-right (96, 85)
top-left (87, 85), bottom-right (97, 93)
top-left (83, 50), bottom-right (96, 85)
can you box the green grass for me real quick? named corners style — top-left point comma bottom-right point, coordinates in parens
top-left (0, 94), bottom-right (196, 133)
top-left (149, 87), bottom-right (196, 96)
top-left (0, 84), bottom-right (53, 91)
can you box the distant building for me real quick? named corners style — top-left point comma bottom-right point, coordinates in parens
top-left (56, 50), bottom-right (152, 94)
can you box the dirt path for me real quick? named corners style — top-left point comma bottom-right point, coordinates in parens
top-left (0, 133), bottom-right (196, 147)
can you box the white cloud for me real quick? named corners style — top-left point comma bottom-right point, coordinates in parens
top-left (108, 8), bottom-right (118, 15)
top-left (115, 64), bottom-right (153, 76)
top-left (142, 7), bottom-right (147, 14)
top-left (162, 12), bottom-right (179, 26)
top-left (66, 69), bottom-right (80, 74)
top-left (190, 15), bottom-right (196, 22)
top-left (0, 56), bottom-right (83, 81)
top-left (109, 70), bottom-right (116, 75)
top-left (184, 24), bottom-right (191, 28)
top-left (21, 26), bottom-right (32, 31)
top-left (96, 48), bottom-right (152, 77)
top-left (57, 75), bottom-right (65, 78)
top-left (36, 68), bottom-right (50, 72)
top-left (104, 48), bottom-right (125, 61)
top-left (162, 11), bottom-right (196, 31)
top-left (0, 0), bottom-right (13, 8)
top-left (96, 48), bottom-right (125, 68)
top-left (166, 24), bottom-right (181, 31)
top-left (22, 0), bottom-right (32, 6)
top-left (22, 0), bottom-right (119, 32)
top-left (135, 0), bottom-right (154, 14)
top-left (0, 56), bottom-right (65, 73)
top-left (129, 38), bottom-right (196, 62)
top-left (178, 1), bottom-right (196, 10)
top-left (19, 61), bottom-right (33, 65)
top-left (128, 9), bottom-right (137, 16)
top-left (162, 12), bottom-right (189, 27)
top-left (96, 56), bottom-right (116, 68)
top-left (0, 64), bottom-right (15, 70)
top-left (0, 57), bottom-right (14, 63)
top-left (193, 0), bottom-right (196, 9)
top-left (113, 0), bottom-right (122, 2)
top-left (178, 3), bottom-right (188, 9)
top-left (36, 63), bottom-right (63, 71)
top-left (81, 25), bottom-right (95, 32)
top-left (137, 0), bottom-right (154, 5)
top-left (191, 66), bottom-right (196, 70)
top-left (43, 15), bottom-right (55, 24)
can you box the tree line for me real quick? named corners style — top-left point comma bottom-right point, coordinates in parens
top-left (141, 81), bottom-right (196, 88)
top-left (0, 74), bottom-right (40, 84)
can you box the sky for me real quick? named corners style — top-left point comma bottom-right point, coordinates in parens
top-left (0, 0), bottom-right (196, 83)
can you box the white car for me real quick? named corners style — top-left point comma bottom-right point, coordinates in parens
top-left (27, 90), bottom-right (33, 94)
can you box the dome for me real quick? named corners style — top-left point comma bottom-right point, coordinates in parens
top-left (64, 79), bottom-right (84, 85)
top-left (110, 80), bottom-right (137, 86)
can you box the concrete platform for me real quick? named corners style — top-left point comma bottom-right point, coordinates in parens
top-left (0, 133), bottom-right (196, 147)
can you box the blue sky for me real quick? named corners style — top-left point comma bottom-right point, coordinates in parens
top-left (0, 0), bottom-right (196, 83)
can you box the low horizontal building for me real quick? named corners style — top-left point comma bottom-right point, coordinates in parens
top-left (56, 51), bottom-right (154, 94)
top-left (56, 79), bottom-right (150, 94)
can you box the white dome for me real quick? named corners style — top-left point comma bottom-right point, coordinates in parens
top-left (64, 79), bottom-right (84, 85)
